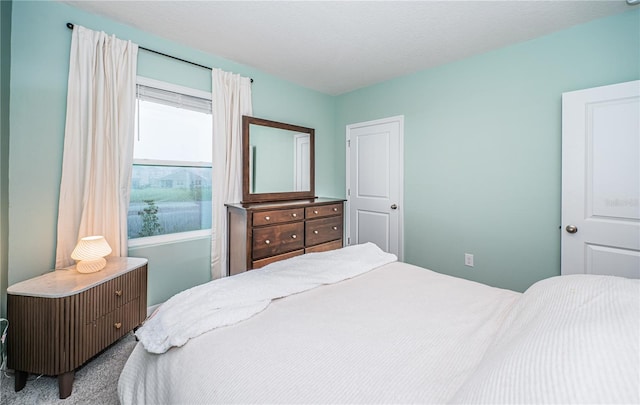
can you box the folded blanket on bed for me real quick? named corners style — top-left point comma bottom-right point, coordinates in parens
top-left (136, 242), bottom-right (397, 354)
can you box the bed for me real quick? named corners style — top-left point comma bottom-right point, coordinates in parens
top-left (118, 243), bottom-right (640, 404)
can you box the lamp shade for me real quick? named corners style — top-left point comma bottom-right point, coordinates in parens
top-left (71, 236), bottom-right (112, 273)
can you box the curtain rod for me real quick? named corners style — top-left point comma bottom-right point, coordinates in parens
top-left (66, 23), bottom-right (253, 83)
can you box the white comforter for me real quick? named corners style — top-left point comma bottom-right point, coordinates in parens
top-left (136, 243), bottom-right (397, 354)
top-left (119, 252), bottom-right (640, 404)
top-left (119, 260), bottom-right (520, 404)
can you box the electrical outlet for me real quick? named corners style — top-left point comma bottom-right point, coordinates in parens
top-left (464, 253), bottom-right (474, 267)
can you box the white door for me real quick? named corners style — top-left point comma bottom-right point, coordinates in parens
top-left (346, 116), bottom-right (403, 259)
top-left (293, 134), bottom-right (310, 191)
top-left (561, 80), bottom-right (640, 278)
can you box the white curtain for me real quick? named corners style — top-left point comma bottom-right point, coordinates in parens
top-left (55, 25), bottom-right (138, 269)
top-left (211, 68), bottom-right (253, 279)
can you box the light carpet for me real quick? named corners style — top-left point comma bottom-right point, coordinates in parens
top-left (0, 333), bottom-right (137, 405)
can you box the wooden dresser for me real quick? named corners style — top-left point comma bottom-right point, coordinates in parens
top-left (227, 198), bottom-right (345, 275)
top-left (7, 257), bottom-right (148, 399)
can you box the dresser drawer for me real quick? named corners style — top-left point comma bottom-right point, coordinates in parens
top-left (305, 203), bottom-right (343, 219)
top-left (306, 216), bottom-right (343, 246)
top-left (253, 222), bottom-right (305, 260)
top-left (305, 239), bottom-right (343, 254)
top-left (252, 249), bottom-right (304, 269)
top-left (253, 208), bottom-right (304, 226)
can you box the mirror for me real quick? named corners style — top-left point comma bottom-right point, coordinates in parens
top-left (242, 116), bottom-right (315, 203)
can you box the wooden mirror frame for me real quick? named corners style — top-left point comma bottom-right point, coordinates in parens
top-left (242, 115), bottom-right (315, 203)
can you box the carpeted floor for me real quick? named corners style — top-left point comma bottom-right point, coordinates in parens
top-left (0, 333), bottom-right (137, 405)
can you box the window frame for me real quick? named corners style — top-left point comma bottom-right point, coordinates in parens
top-left (128, 77), bottom-right (213, 248)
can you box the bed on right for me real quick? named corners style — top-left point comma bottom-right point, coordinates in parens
top-left (119, 244), bottom-right (640, 404)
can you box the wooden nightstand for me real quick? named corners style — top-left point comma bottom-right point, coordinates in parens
top-left (7, 257), bottom-right (148, 399)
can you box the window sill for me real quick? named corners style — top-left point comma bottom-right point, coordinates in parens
top-left (128, 229), bottom-right (211, 249)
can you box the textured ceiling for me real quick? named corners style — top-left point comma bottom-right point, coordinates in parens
top-left (61, 1), bottom-right (632, 95)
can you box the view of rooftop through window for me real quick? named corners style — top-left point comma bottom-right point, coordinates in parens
top-left (128, 84), bottom-right (213, 240)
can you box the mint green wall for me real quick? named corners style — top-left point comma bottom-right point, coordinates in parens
top-left (337, 9), bottom-right (640, 292)
top-left (7, 1), bottom-right (337, 306)
top-left (6, 1), bottom-right (638, 309)
top-left (0, 0), bottom-right (12, 318)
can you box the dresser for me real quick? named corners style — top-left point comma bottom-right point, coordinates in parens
top-left (7, 257), bottom-right (148, 399)
top-left (227, 198), bottom-right (345, 275)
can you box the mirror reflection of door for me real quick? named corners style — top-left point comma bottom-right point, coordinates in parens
top-left (250, 145), bottom-right (256, 193)
top-left (294, 134), bottom-right (310, 191)
top-left (249, 125), bottom-right (311, 194)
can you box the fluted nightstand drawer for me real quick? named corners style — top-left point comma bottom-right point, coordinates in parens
top-left (82, 265), bottom-right (144, 324)
top-left (83, 298), bottom-right (141, 357)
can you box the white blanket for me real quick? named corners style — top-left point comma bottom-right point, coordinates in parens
top-left (120, 261), bottom-right (520, 404)
top-left (135, 242), bottom-right (397, 353)
top-left (121, 259), bottom-right (640, 404)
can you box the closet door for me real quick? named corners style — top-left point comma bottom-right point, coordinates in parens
top-left (346, 116), bottom-right (403, 259)
top-left (561, 80), bottom-right (640, 278)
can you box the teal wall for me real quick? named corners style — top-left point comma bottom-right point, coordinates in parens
top-left (0, 0), bottom-right (12, 317)
top-left (7, 1), bottom-right (337, 306)
top-left (337, 9), bottom-right (640, 292)
top-left (4, 1), bottom-right (638, 311)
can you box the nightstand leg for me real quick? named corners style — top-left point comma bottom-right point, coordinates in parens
top-left (14, 370), bottom-right (27, 391)
top-left (57, 371), bottom-right (75, 399)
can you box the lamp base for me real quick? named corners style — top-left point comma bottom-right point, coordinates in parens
top-left (76, 258), bottom-right (107, 274)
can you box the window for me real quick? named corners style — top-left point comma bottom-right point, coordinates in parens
top-left (128, 78), bottom-right (213, 245)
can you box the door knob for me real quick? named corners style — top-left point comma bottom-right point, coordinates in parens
top-left (390, 204), bottom-right (398, 210)
top-left (566, 225), bottom-right (578, 234)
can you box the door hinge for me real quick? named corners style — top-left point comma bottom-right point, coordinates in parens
top-left (347, 139), bottom-right (350, 147)
top-left (347, 188), bottom-right (350, 196)
top-left (347, 237), bottom-right (351, 245)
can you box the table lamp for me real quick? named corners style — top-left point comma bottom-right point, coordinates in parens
top-left (71, 235), bottom-right (112, 273)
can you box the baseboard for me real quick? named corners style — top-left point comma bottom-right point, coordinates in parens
top-left (147, 303), bottom-right (162, 317)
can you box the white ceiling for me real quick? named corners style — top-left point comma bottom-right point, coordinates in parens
top-left (61, 1), bottom-right (632, 95)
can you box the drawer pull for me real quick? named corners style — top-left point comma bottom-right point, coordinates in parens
top-left (332, 226), bottom-right (338, 230)
top-left (313, 210), bottom-right (319, 214)
top-left (114, 322), bottom-right (122, 330)
top-left (265, 239), bottom-right (271, 245)
top-left (292, 213), bottom-right (297, 218)
top-left (265, 216), bottom-right (271, 221)
top-left (313, 230), bottom-right (319, 234)
top-left (292, 234), bottom-right (297, 239)
top-left (333, 207), bottom-right (338, 212)
top-left (115, 290), bottom-right (123, 297)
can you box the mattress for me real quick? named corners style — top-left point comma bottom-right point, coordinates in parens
top-left (118, 261), bottom-right (520, 404)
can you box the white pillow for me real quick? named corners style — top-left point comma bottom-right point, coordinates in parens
top-left (450, 274), bottom-right (640, 404)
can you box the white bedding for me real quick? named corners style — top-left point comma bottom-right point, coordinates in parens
top-left (136, 242), bottom-right (397, 354)
top-left (451, 274), bottom-right (640, 404)
top-left (118, 256), bottom-right (640, 404)
top-left (119, 261), bottom-right (520, 404)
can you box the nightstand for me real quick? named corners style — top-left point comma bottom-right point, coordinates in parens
top-left (7, 257), bottom-right (148, 399)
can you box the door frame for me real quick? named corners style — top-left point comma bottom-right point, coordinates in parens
top-left (345, 115), bottom-right (404, 261)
